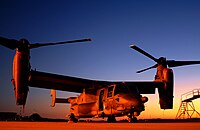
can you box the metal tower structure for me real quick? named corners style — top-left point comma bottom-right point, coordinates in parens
top-left (176, 89), bottom-right (200, 119)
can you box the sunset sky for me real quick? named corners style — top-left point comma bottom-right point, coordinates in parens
top-left (1, 0), bottom-right (200, 119)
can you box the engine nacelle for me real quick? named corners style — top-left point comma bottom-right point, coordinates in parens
top-left (157, 68), bottom-right (174, 109)
top-left (12, 50), bottom-right (29, 106)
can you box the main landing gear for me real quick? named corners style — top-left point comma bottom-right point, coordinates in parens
top-left (68, 113), bottom-right (78, 123)
top-left (107, 115), bottom-right (116, 122)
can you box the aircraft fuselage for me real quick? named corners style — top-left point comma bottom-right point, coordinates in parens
top-left (68, 83), bottom-right (148, 119)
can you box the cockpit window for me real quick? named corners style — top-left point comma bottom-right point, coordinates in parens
top-left (107, 86), bottom-right (114, 97)
top-left (114, 84), bottom-right (129, 95)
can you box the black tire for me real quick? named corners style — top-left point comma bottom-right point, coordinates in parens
top-left (128, 117), bottom-right (137, 123)
top-left (69, 113), bottom-right (78, 123)
top-left (107, 115), bottom-right (116, 122)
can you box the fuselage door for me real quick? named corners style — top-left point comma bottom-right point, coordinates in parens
top-left (99, 89), bottom-right (105, 111)
top-left (106, 85), bottom-right (115, 114)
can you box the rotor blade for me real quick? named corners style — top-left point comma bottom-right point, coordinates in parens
top-left (136, 64), bottom-right (158, 73)
top-left (0, 36), bottom-right (19, 50)
top-left (29, 38), bottom-right (92, 49)
top-left (130, 45), bottom-right (158, 62)
top-left (167, 60), bottom-right (200, 67)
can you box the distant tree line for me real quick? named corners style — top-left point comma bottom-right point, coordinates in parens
top-left (0, 112), bottom-right (66, 122)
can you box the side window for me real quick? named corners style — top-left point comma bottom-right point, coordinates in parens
top-left (107, 86), bottom-right (114, 98)
top-left (114, 85), bottom-right (120, 95)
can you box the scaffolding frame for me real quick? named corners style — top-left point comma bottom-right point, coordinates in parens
top-left (176, 89), bottom-right (200, 119)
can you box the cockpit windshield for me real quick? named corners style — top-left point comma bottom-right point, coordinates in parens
top-left (114, 84), bottom-right (129, 95)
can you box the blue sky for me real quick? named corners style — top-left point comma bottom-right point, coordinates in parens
top-left (1, 0), bottom-right (200, 119)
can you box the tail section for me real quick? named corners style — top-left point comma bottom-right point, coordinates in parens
top-left (50, 89), bottom-right (69, 107)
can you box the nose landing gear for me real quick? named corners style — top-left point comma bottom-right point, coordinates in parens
top-left (128, 116), bottom-right (137, 122)
top-left (128, 109), bottom-right (137, 122)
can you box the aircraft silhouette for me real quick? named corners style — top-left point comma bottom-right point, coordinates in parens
top-left (1, 36), bottom-right (200, 122)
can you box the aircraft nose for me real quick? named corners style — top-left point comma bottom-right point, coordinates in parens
top-left (141, 96), bottom-right (148, 103)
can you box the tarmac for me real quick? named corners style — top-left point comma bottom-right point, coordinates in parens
top-left (1, 122), bottom-right (200, 130)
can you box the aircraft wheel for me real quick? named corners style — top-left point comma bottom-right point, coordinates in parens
top-left (101, 112), bottom-right (105, 119)
top-left (68, 113), bottom-right (78, 123)
top-left (128, 117), bottom-right (137, 123)
top-left (107, 115), bottom-right (116, 122)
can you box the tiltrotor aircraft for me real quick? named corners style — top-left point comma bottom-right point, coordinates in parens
top-left (1, 36), bottom-right (200, 122)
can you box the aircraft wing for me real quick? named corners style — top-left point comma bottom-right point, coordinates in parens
top-left (125, 81), bottom-right (164, 94)
top-left (29, 70), bottom-right (164, 94)
top-left (28, 70), bottom-right (109, 93)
